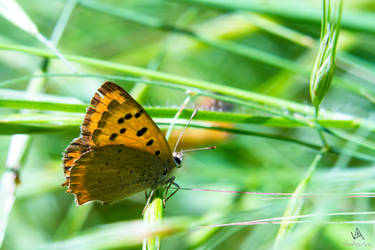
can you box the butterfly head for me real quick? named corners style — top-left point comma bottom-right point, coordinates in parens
top-left (173, 146), bottom-right (216, 169)
top-left (172, 151), bottom-right (184, 168)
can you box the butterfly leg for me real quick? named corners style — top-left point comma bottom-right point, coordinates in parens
top-left (162, 176), bottom-right (180, 207)
top-left (142, 189), bottom-right (155, 215)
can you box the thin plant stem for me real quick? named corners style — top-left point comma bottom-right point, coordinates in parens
top-left (0, 0), bottom-right (77, 246)
top-left (142, 189), bottom-right (164, 250)
top-left (173, 0), bottom-right (375, 34)
top-left (2, 46), bottom-right (374, 132)
top-left (311, 0), bottom-right (342, 149)
top-left (3, 72), bottom-right (375, 152)
top-left (142, 9), bottom-right (200, 249)
top-left (315, 106), bottom-right (329, 149)
top-left (73, 0), bottom-right (371, 100)
top-left (273, 148), bottom-right (325, 249)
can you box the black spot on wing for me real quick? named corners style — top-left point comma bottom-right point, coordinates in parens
top-left (117, 118), bottom-right (124, 124)
top-left (136, 127), bottom-right (147, 137)
top-left (146, 139), bottom-right (154, 146)
top-left (109, 133), bottom-right (118, 140)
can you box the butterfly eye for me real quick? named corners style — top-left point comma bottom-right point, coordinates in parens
top-left (173, 156), bottom-right (182, 167)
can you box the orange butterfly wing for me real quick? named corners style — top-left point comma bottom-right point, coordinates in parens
top-left (63, 82), bottom-right (174, 204)
top-left (69, 145), bottom-right (169, 204)
top-left (83, 82), bottom-right (172, 160)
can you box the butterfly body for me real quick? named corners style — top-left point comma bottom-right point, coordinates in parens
top-left (63, 82), bottom-right (175, 205)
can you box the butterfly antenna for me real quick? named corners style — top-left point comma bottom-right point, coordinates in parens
top-left (180, 146), bottom-right (216, 153)
top-left (173, 106), bottom-right (199, 153)
top-left (165, 91), bottom-right (194, 141)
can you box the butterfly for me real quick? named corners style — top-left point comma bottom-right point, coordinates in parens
top-left (63, 82), bottom-right (182, 205)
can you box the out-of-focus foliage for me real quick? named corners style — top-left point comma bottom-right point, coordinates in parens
top-left (0, 0), bottom-right (375, 249)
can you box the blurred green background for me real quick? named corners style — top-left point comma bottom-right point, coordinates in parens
top-left (1, 0), bottom-right (375, 249)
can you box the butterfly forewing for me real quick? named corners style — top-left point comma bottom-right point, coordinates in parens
top-left (63, 82), bottom-right (174, 205)
top-left (83, 82), bottom-right (172, 164)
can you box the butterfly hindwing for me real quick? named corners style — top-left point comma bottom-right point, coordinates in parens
top-left (68, 145), bottom-right (167, 205)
